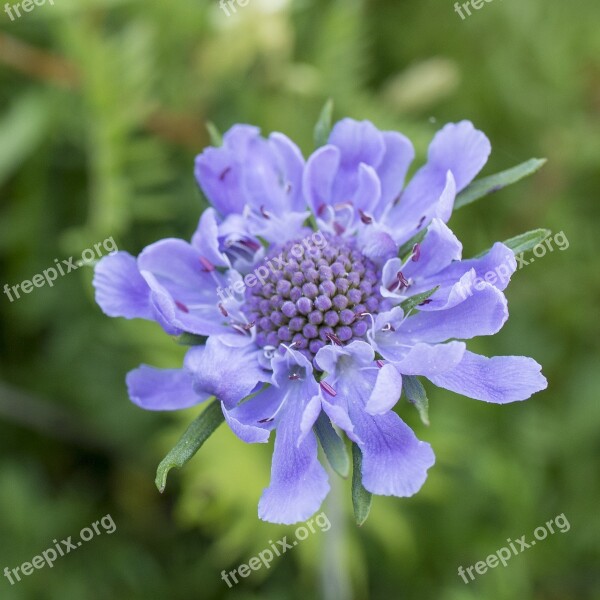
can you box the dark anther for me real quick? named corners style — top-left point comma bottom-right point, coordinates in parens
top-left (199, 256), bottom-right (215, 272)
top-left (175, 301), bottom-right (189, 313)
top-left (320, 381), bottom-right (337, 397)
top-left (359, 209), bottom-right (373, 224)
top-left (412, 243), bottom-right (421, 262)
top-left (325, 332), bottom-right (343, 346)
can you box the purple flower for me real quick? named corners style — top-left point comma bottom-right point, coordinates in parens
top-left (93, 119), bottom-right (547, 524)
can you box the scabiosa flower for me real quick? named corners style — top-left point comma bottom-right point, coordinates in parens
top-left (93, 116), bottom-right (547, 524)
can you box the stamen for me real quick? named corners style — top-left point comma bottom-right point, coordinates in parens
top-left (358, 209), bottom-right (373, 224)
top-left (243, 321), bottom-right (255, 331)
top-left (325, 332), bottom-right (343, 346)
top-left (351, 311), bottom-right (370, 323)
top-left (333, 222), bottom-right (346, 235)
top-left (387, 271), bottom-right (410, 293)
top-left (381, 322), bottom-right (395, 332)
top-left (397, 271), bottom-right (410, 288)
top-left (260, 205), bottom-right (271, 220)
top-left (175, 300), bottom-right (189, 313)
top-left (376, 360), bottom-right (385, 368)
top-left (258, 417), bottom-right (274, 423)
top-left (231, 324), bottom-right (250, 336)
top-left (320, 381), bottom-right (337, 397)
top-left (417, 215), bottom-right (426, 229)
top-left (333, 201), bottom-right (353, 211)
top-left (239, 238), bottom-right (261, 252)
top-left (218, 303), bottom-right (228, 317)
top-left (419, 299), bottom-right (433, 306)
top-left (219, 167), bottom-right (231, 181)
top-left (288, 372), bottom-right (301, 381)
top-left (199, 256), bottom-right (215, 272)
top-left (411, 243), bottom-right (421, 262)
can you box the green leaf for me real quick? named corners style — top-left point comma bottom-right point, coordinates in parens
top-left (454, 158), bottom-right (547, 210)
top-left (400, 286), bottom-right (439, 315)
top-left (351, 443), bottom-right (372, 526)
top-left (155, 400), bottom-right (224, 493)
top-left (206, 121), bottom-right (223, 147)
top-left (403, 376), bottom-right (430, 426)
top-left (315, 412), bottom-right (349, 478)
top-left (475, 228), bottom-right (552, 258)
top-left (314, 99), bottom-right (334, 148)
top-left (173, 333), bottom-right (208, 346)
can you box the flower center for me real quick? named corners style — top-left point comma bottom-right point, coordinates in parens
top-left (243, 234), bottom-right (381, 363)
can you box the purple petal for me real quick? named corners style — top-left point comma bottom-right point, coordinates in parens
top-left (190, 208), bottom-right (231, 269)
top-left (365, 363), bottom-right (403, 415)
top-left (378, 340), bottom-right (467, 377)
top-left (195, 144), bottom-right (246, 216)
top-left (426, 120), bottom-right (491, 191)
top-left (303, 145), bottom-right (341, 215)
top-left (126, 364), bottom-right (208, 411)
top-left (376, 131), bottom-right (415, 210)
top-left (258, 425), bottom-right (329, 524)
top-left (258, 349), bottom-right (328, 524)
top-left (268, 132), bottom-right (306, 213)
top-left (315, 341), bottom-right (434, 496)
top-left (351, 163), bottom-right (381, 214)
top-left (398, 284), bottom-right (508, 342)
top-left (357, 225), bottom-right (398, 264)
top-left (328, 119), bottom-right (386, 168)
top-left (353, 408), bottom-right (435, 496)
top-left (401, 218), bottom-right (463, 280)
top-left (185, 338), bottom-right (270, 408)
top-left (429, 351), bottom-right (547, 403)
top-left (432, 242), bottom-right (517, 297)
top-left (384, 171), bottom-right (457, 247)
top-left (93, 252), bottom-right (152, 320)
top-left (138, 239), bottom-right (228, 336)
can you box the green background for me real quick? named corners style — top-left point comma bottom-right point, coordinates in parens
top-left (1, 0), bottom-right (598, 598)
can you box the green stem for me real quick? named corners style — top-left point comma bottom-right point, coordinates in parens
top-left (320, 466), bottom-right (353, 600)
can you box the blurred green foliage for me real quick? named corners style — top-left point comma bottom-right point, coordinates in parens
top-left (1, 0), bottom-right (599, 599)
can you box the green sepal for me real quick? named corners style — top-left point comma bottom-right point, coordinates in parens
top-left (400, 286), bottom-right (439, 315)
top-left (403, 375), bottom-right (430, 426)
top-left (206, 121), bottom-right (223, 147)
top-left (454, 158), bottom-right (547, 210)
top-left (314, 99), bottom-right (334, 148)
top-left (173, 333), bottom-right (208, 346)
top-left (155, 399), bottom-right (224, 493)
top-left (475, 228), bottom-right (552, 258)
top-left (351, 443), bottom-right (372, 526)
top-left (315, 412), bottom-right (350, 478)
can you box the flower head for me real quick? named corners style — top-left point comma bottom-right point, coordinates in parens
top-left (94, 117), bottom-right (547, 524)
